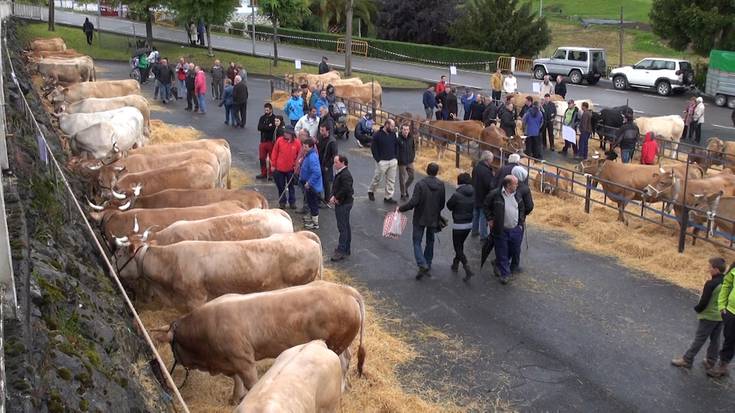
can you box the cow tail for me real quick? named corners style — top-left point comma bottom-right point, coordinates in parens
top-left (92, 65), bottom-right (96, 82)
top-left (355, 293), bottom-right (366, 377)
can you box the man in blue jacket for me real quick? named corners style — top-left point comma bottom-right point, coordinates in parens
top-left (283, 89), bottom-right (305, 126)
top-left (354, 113), bottom-right (374, 147)
top-left (299, 138), bottom-right (324, 230)
top-left (522, 102), bottom-right (544, 159)
top-left (422, 86), bottom-right (436, 120)
top-left (461, 89), bottom-right (476, 120)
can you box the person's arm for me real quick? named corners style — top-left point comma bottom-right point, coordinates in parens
top-left (371, 133), bottom-right (380, 162)
top-left (718, 270), bottom-right (733, 312)
top-left (483, 191), bottom-right (496, 222)
top-left (399, 182), bottom-right (422, 212)
top-left (446, 193), bottom-right (458, 211)
top-left (524, 187), bottom-right (534, 216)
top-left (694, 279), bottom-right (718, 313)
top-left (270, 140), bottom-right (280, 170)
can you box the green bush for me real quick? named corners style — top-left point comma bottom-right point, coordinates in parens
top-left (250, 25), bottom-right (506, 71)
top-left (230, 21), bottom-right (247, 36)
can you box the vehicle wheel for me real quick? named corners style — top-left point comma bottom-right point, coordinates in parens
top-left (612, 75), bottom-right (628, 90)
top-left (569, 70), bottom-right (583, 84)
top-left (656, 80), bottom-right (671, 96)
top-left (587, 77), bottom-right (600, 85)
top-left (533, 66), bottom-right (546, 80)
top-left (714, 94), bottom-right (727, 107)
top-left (728, 97), bottom-right (735, 109)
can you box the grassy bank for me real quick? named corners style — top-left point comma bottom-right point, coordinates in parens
top-left (526, 0), bottom-right (653, 23)
top-left (18, 22), bottom-right (428, 89)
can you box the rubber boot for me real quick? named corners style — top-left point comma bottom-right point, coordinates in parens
top-left (305, 215), bottom-right (319, 230)
top-left (462, 263), bottom-right (474, 282)
top-left (450, 258), bottom-right (460, 272)
top-left (707, 361), bottom-right (730, 378)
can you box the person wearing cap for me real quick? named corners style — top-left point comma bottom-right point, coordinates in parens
top-left (560, 99), bottom-right (581, 157)
top-left (692, 96), bottom-right (705, 144)
top-left (318, 56), bottom-right (330, 74)
top-left (509, 165), bottom-right (533, 273)
top-left (355, 113), bottom-right (374, 147)
top-left (270, 125), bottom-right (302, 209)
top-left (496, 153), bottom-right (521, 187)
top-left (614, 110), bottom-right (640, 163)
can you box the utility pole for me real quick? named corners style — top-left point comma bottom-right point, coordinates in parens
top-left (251, 0), bottom-right (256, 56)
top-left (619, 6), bottom-right (624, 67)
top-left (539, 0), bottom-right (543, 17)
top-left (345, 0), bottom-right (354, 77)
top-left (97, 0), bottom-right (102, 44)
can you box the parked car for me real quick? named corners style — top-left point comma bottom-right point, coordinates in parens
top-left (705, 50), bottom-right (735, 108)
top-left (610, 57), bottom-right (693, 96)
top-left (532, 47), bottom-right (607, 85)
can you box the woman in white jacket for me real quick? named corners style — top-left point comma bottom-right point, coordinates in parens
top-left (692, 96), bottom-right (705, 144)
top-left (503, 72), bottom-right (518, 95)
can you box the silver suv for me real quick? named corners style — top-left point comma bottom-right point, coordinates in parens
top-left (610, 58), bottom-right (694, 96)
top-left (532, 47), bottom-right (607, 85)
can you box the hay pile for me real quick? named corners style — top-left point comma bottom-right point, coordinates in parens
top-left (148, 119), bottom-right (201, 144)
top-left (136, 267), bottom-right (467, 412)
top-left (228, 166), bottom-right (253, 188)
top-left (270, 90), bottom-right (290, 109)
top-left (413, 141), bottom-right (475, 184)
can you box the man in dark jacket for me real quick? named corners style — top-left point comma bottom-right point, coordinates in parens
top-left (482, 100), bottom-right (499, 126)
top-left (317, 125), bottom-right (338, 204)
top-left (510, 166), bottom-right (534, 273)
top-left (256, 103), bottom-right (277, 179)
top-left (541, 94), bottom-right (557, 151)
top-left (423, 86), bottom-right (436, 120)
top-left (445, 87), bottom-right (459, 120)
top-left (614, 112), bottom-right (640, 163)
top-left (318, 56), bottom-right (330, 74)
top-left (399, 162), bottom-right (446, 280)
top-left (330, 155), bottom-right (354, 262)
top-left (483, 175), bottom-right (530, 284)
top-left (232, 75), bottom-right (248, 128)
top-left (555, 75), bottom-right (567, 98)
top-left (496, 153), bottom-right (521, 187)
top-left (368, 119), bottom-right (399, 203)
top-left (435, 89), bottom-right (447, 120)
top-left (210, 59), bottom-right (225, 100)
top-left (469, 95), bottom-right (487, 122)
top-left (447, 173), bottom-right (475, 281)
top-left (155, 58), bottom-right (174, 104)
top-left (471, 150), bottom-right (495, 240)
top-left (499, 102), bottom-right (517, 138)
top-left (82, 17), bottom-right (94, 45)
top-left (397, 123), bottom-right (416, 200)
top-left (185, 63), bottom-right (198, 111)
top-left (519, 96), bottom-right (533, 119)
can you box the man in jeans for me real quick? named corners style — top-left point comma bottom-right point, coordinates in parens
top-left (330, 155), bottom-right (354, 262)
top-left (471, 150), bottom-right (495, 240)
top-left (484, 175), bottom-right (529, 285)
top-left (577, 101), bottom-right (593, 160)
top-left (709, 261), bottom-right (735, 378)
top-left (672, 257), bottom-right (725, 371)
top-left (615, 111), bottom-right (640, 163)
top-left (399, 163), bottom-right (446, 280)
top-left (368, 119), bottom-right (399, 204)
top-left (422, 85), bottom-right (436, 120)
top-left (397, 123), bottom-right (416, 200)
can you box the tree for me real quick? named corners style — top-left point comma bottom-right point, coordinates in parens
top-left (451, 0), bottom-right (550, 57)
top-left (259, 0), bottom-right (311, 66)
top-left (168, 0), bottom-right (240, 56)
top-left (374, 0), bottom-right (458, 46)
top-left (307, 0), bottom-right (377, 35)
top-left (650, 0), bottom-right (735, 56)
top-left (48, 0), bottom-right (54, 31)
top-left (127, 0), bottom-right (163, 48)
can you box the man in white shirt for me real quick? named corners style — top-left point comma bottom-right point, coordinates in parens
top-left (503, 72), bottom-right (518, 95)
top-left (539, 75), bottom-right (553, 96)
top-left (295, 106), bottom-right (320, 141)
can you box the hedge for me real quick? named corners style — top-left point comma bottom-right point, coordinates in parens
top-left (244, 24), bottom-right (506, 71)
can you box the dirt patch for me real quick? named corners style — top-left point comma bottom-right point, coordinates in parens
top-left (149, 119), bottom-right (201, 144)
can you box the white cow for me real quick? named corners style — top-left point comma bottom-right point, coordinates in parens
top-left (56, 107), bottom-right (146, 137)
top-left (634, 115), bottom-right (685, 141)
top-left (71, 116), bottom-right (146, 159)
top-left (63, 95), bottom-right (151, 132)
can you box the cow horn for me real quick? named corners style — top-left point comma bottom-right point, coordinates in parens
top-left (132, 184), bottom-right (142, 197)
top-left (692, 194), bottom-right (704, 199)
top-left (112, 187), bottom-right (127, 200)
top-left (141, 226), bottom-right (155, 241)
top-left (659, 167), bottom-right (666, 174)
top-left (86, 162), bottom-right (103, 171)
top-left (112, 142), bottom-right (120, 153)
top-left (85, 197), bottom-right (105, 211)
top-left (113, 165), bottom-right (125, 172)
top-left (114, 236), bottom-right (130, 248)
top-left (118, 199), bottom-right (132, 211)
top-left (133, 216), bottom-right (139, 233)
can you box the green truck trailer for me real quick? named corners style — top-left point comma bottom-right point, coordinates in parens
top-left (706, 49), bottom-right (735, 108)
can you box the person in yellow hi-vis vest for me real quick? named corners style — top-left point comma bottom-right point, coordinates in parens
top-left (708, 260), bottom-right (735, 378)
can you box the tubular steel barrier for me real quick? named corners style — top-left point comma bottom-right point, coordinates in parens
top-left (337, 38), bottom-right (368, 57)
top-left (2, 27), bottom-right (190, 413)
top-left (269, 77), bottom-right (735, 253)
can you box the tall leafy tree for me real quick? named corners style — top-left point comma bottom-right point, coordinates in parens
top-left (451, 0), bottom-right (550, 57)
top-left (374, 0), bottom-right (458, 45)
top-left (168, 0), bottom-right (240, 56)
top-left (259, 0), bottom-right (311, 66)
top-left (127, 0), bottom-right (163, 48)
top-left (650, 0), bottom-right (735, 55)
top-left (307, 0), bottom-right (377, 35)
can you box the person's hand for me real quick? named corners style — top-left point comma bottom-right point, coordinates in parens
top-left (305, 182), bottom-right (310, 190)
top-left (270, 166), bottom-right (275, 174)
top-left (723, 310), bottom-right (728, 318)
top-left (329, 196), bottom-right (337, 205)
top-left (488, 220), bottom-right (494, 231)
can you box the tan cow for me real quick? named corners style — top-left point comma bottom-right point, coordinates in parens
top-left (118, 231), bottom-right (323, 310)
top-left (107, 188), bottom-right (267, 210)
top-left (426, 120), bottom-right (485, 158)
top-left (88, 200), bottom-right (250, 248)
top-left (150, 281), bottom-right (365, 404)
top-left (48, 79), bottom-right (141, 108)
top-left (331, 77), bottom-right (363, 86)
top-left (26, 49), bottom-right (84, 60)
top-left (689, 193), bottom-right (735, 240)
top-left (123, 139), bottom-right (231, 188)
top-left (234, 340), bottom-right (343, 413)
top-left (332, 81), bottom-right (383, 107)
top-left (287, 71), bottom-right (341, 89)
top-left (579, 155), bottom-right (703, 223)
top-left (478, 124), bottom-right (524, 168)
top-left (29, 38), bottom-right (67, 52)
top-left (509, 93), bottom-right (565, 112)
top-left (114, 209), bottom-right (292, 247)
top-left (35, 56), bottom-right (96, 84)
top-left (62, 95), bottom-right (151, 129)
top-left (702, 137), bottom-right (735, 172)
top-left (634, 115), bottom-right (684, 142)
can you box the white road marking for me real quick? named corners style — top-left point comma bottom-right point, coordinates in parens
top-left (649, 95), bottom-right (668, 100)
top-left (572, 85), bottom-right (588, 88)
top-left (713, 124), bottom-right (735, 130)
top-left (633, 110), bottom-right (646, 114)
top-left (611, 90), bottom-right (627, 94)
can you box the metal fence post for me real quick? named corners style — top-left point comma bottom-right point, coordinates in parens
top-left (584, 174), bottom-right (592, 213)
top-left (455, 133), bottom-right (460, 168)
top-left (677, 206), bottom-right (689, 253)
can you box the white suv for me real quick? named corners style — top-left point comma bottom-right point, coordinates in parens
top-left (610, 58), bottom-right (694, 96)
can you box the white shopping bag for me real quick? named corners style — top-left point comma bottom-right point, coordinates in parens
top-left (382, 208), bottom-right (408, 239)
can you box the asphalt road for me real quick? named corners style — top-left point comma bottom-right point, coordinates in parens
top-left (97, 61), bottom-right (735, 411)
top-left (19, 7), bottom-right (735, 138)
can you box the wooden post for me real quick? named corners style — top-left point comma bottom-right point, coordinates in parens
top-left (345, 0), bottom-right (354, 76)
top-left (618, 6), bottom-right (624, 67)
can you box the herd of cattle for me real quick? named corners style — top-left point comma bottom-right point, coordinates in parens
top-left (28, 38), bottom-right (365, 411)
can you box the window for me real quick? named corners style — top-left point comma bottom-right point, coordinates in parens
top-left (651, 60), bottom-right (667, 70)
top-left (552, 49), bottom-right (567, 59)
top-left (575, 51), bottom-right (588, 62)
top-left (665, 61), bottom-right (676, 70)
top-left (635, 59), bottom-right (653, 69)
top-left (680, 62), bottom-right (692, 72)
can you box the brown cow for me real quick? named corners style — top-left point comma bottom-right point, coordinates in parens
top-left (689, 193), bottom-right (735, 241)
top-left (102, 188), bottom-right (268, 211)
top-left (579, 155), bottom-right (703, 223)
top-left (332, 81), bottom-right (383, 107)
top-left (115, 208), bottom-right (292, 247)
top-left (102, 160), bottom-right (220, 201)
top-left (509, 92), bottom-right (564, 112)
top-left (35, 56), bottom-right (96, 84)
top-left (699, 137), bottom-right (735, 172)
top-left (150, 281), bottom-right (365, 404)
top-left (29, 38), bottom-right (67, 52)
top-left (234, 340), bottom-right (343, 413)
top-left (117, 231), bottom-right (323, 310)
top-left (88, 200), bottom-right (250, 248)
top-left (47, 80), bottom-right (141, 108)
top-left (478, 124), bottom-right (525, 161)
top-left (426, 120), bottom-right (484, 158)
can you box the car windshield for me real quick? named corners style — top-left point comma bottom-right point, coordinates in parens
top-left (635, 59), bottom-right (653, 69)
top-left (552, 49), bottom-right (566, 59)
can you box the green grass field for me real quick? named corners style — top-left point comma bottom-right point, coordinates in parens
top-left (526, 0), bottom-right (653, 23)
top-left (18, 22), bottom-right (428, 89)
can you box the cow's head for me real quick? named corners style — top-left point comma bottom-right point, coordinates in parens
top-left (97, 164), bottom-right (126, 194)
top-left (577, 152), bottom-right (604, 175)
top-left (642, 168), bottom-right (676, 201)
top-left (114, 229), bottom-right (149, 281)
top-left (688, 190), bottom-right (724, 237)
